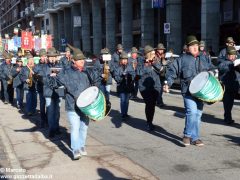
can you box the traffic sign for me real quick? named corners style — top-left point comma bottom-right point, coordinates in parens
top-left (164, 23), bottom-right (170, 34)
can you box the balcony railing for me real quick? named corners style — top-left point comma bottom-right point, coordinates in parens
top-left (43, 0), bottom-right (56, 13)
top-left (54, 0), bottom-right (69, 9)
top-left (34, 6), bottom-right (44, 18)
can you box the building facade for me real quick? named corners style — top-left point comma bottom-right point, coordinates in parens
top-left (0, 0), bottom-right (239, 55)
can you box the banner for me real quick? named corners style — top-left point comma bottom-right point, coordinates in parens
top-left (41, 35), bottom-right (47, 49)
top-left (21, 31), bottom-right (33, 50)
top-left (34, 37), bottom-right (41, 51)
top-left (13, 36), bottom-right (21, 51)
top-left (46, 35), bottom-right (52, 50)
top-left (4, 39), bottom-right (8, 51)
top-left (8, 39), bottom-right (15, 51)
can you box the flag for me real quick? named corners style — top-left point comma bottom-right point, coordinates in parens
top-left (41, 35), bottom-right (47, 49)
top-left (21, 31), bottom-right (33, 50)
top-left (46, 35), bottom-right (53, 50)
top-left (34, 37), bottom-right (41, 51)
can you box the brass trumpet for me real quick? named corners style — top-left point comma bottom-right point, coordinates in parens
top-left (26, 65), bottom-right (34, 88)
top-left (7, 76), bottom-right (13, 85)
top-left (103, 62), bottom-right (110, 82)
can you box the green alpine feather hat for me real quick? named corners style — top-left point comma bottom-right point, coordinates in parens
top-left (156, 43), bottom-right (166, 50)
top-left (39, 49), bottom-right (47, 56)
top-left (199, 40), bottom-right (205, 47)
top-left (47, 47), bottom-right (59, 57)
top-left (227, 46), bottom-right (237, 55)
top-left (186, 35), bottom-right (199, 46)
top-left (72, 48), bottom-right (86, 60)
top-left (131, 47), bottom-right (138, 53)
top-left (144, 45), bottom-right (154, 55)
top-left (100, 48), bottom-right (110, 54)
top-left (120, 51), bottom-right (129, 59)
top-left (226, 37), bottom-right (235, 44)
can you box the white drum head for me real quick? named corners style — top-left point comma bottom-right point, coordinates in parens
top-left (76, 86), bottom-right (99, 108)
top-left (189, 72), bottom-right (209, 94)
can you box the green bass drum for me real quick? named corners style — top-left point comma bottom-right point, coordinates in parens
top-left (76, 86), bottom-right (110, 121)
top-left (189, 72), bottom-right (224, 103)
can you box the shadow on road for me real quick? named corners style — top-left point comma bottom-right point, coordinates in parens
top-left (159, 104), bottom-right (240, 128)
top-left (109, 109), bottom-right (122, 128)
top-left (14, 113), bottom-right (73, 160)
top-left (222, 134), bottom-right (240, 145)
top-left (109, 108), bottom-right (184, 147)
top-left (97, 168), bottom-right (131, 180)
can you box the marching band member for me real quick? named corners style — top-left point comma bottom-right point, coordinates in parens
top-left (0, 52), bottom-right (14, 104)
top-left (164, 35), bottom-right (214, 146)
top-left (199, 41), bottom-right (210, 57)
top-left (112, 44), bottom-right (124, 69)
top-left (19, 54), bottom-right (37, 116)
top-left (44, 48), bottom-right (64, 138)
top-left (33, 49), bottom-right (48, 128)
top-left (11, 58), bottom-right (24, 109)
top-left (218, 46), bottom-right (240, 125)
top-left (218, 37), bottom-right (239, 62)
top-left (60, 47), bottom-right (72, 69)
top-left (48, 48), bottom-right (100, 160)
top-left (136, 45), bottom-right (162, 131)
top-left (128, 47), bottom-right (142, 100)
top-left (155, 43), bottom-right (167, 107)
top-left (94, 48), bottom-right (113, 108)
top-left (113, 51), bottom-right (135, 120)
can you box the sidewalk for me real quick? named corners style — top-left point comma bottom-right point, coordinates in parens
top-left (0, 101), bottom-right (158, 180)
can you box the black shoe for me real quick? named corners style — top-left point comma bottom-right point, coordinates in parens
top-left (48, 131), bottom-right (55, 138)
top-left (121, 115), bottom-right (126, 121)
top-left (55, 129), bottom-right (62, 135)
top-left (130, 96), bottom-right (137, 100)
top-left (224, 120), bottom-right (235, 125)
top-left (146, 123), bottom-right (155, 131)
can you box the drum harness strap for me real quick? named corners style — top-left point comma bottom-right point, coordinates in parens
top-left (84, 70), bottom-right (94, 86)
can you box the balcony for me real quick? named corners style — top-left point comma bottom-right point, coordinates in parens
top-left (34, 6), bottom-right (44, 18)
top-left (54, 0), bottom-right (70, 10)
top-left (68, 0), bottom-right (80, 4)
top-left (43, 0), bottom-right (56, 13)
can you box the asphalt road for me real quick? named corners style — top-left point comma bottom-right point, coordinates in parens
top-left (1, 84), bottom-right (239, 180)
top-left (87, 86), bottom-right (240, 180)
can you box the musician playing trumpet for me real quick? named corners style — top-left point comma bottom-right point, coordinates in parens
top-left (128, 47), bottom-right (143, 100)
top-left (19, 54), bottom-right (37, 116)
top-left (113, 51), bottom-right (135, 120)
top-left (136, 45), bottom-right (162, 131)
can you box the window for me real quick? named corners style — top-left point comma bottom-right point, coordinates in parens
top-left (46, 18), bottom-right (49, 25)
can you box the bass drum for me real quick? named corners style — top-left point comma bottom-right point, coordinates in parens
top-left (76, 86), bottom-right (111, 121)
top-left (189, 72), bottom-right (224, 103)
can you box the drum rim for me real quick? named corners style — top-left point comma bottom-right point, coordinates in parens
top-left (77, 86), bottom-right (100, 108)
top-left (189, 71), bottom-right (209, 94)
